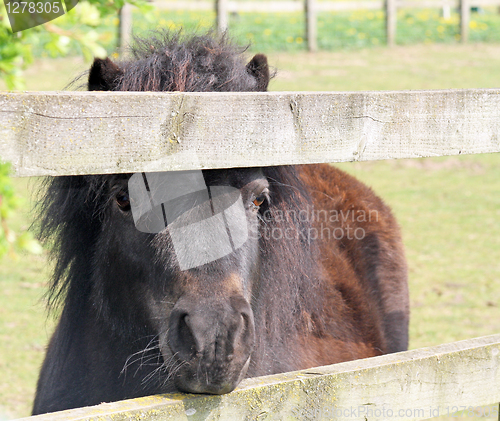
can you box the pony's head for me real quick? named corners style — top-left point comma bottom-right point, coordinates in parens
top-left (39, 31), bottom-right (320, 396)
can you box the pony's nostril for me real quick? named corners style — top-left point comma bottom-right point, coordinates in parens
top-left (179, 315), bottom-right (195, 352)
top-left (241, 312), bottom-right (250, 332)
top-left (168, 310), bottom-right (199, 360)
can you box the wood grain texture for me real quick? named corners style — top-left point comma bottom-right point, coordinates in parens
top-left (1, 90), bottom-right (500, 177)
top-left (151, 0), bottom-right (500, 11)
top-left (17, 334), bottom-right (500, 421)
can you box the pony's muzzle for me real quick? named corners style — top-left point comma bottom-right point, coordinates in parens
top-left (166, 295), bottom-right (255, 394)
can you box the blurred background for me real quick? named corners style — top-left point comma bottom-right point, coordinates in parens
top-left (1, 0), bottom-right (499, 418)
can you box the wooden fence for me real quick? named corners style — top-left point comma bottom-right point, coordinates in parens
top-left (120, 0), bottom-right (500, 51)
top-left (14, 335), bottom-right (500, 420)
top-left (1, 88), bottom-right (500, 419)
top-left (2, 89), bottom-right (500, 176)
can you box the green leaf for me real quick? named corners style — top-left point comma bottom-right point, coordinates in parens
top-left (0, 161), bottom-right (44, 258)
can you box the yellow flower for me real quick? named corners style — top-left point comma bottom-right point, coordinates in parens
top-left (296, 36), bottom-right (303, 44)
top-left (437, 25), bottom-right (445, 33)
top-left (417, 11), bottom-right (430, 21)
top-left (358, 32), bottom-right (366, 39)
top-left (469, 20), bottom-right (478, 29)
top-left (264, 28), bottom-right (272, 36)
top-left (286, 36), bottom-right (294, 43)
top-left (347, 27), bottom-right (357, 35)
top-left (439, 16), bottom-right (452, 24)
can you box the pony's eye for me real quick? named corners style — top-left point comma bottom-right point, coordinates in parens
top-left (116, 192), bottom-right (130, 211)
top-left (252, 189), bottom-right (269, 208)
top-left (253, 195), bottom-right (266, 207)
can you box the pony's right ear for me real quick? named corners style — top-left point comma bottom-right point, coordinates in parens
top-left (88, 57), bottom-right (123, 91)
top-left (246, 54), bottom-right (270, 92)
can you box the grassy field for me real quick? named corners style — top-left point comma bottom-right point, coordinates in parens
top-left (1, 44), bottom-right (500, 419)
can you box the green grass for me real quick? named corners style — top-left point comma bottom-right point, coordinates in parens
top-left (270, 43), bottom-right (500, 91)
top-left (0, 178), bottom-right (54, 420)
top-left (1, 45), bottom-right (500, 419)
top-left (336, 154), bottom-right (500, 349)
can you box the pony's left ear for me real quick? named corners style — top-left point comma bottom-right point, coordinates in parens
top-left (88, 57), bottom-right (123, 91)
top-left (246, 54), bottom-right (269, 92)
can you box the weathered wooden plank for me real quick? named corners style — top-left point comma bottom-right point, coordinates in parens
top-left (1, 90), bottom-right (500, 177)
top-left (318, 0), bottom-right (383, 11)
top-left (16, 334), bottom-right (500, 421)
top-left (228, 0), bottom-right (303, 13)
top-left (472, 0), bottom-right (500, 5)
top-left (154, 1), bottom-right (381, 13)
top-left (153, 0), bottom-right (305, 12)
top-left (153, 0), bottom-right (214, 11)
top-left (399, 0), bottom-right (458, 7)
top-left (152, 0), bottom-right (389, 13)
top-left (153, 0), bottom-right (500, 12)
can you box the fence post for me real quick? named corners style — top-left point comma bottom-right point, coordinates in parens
top-left (460, 0), bottom-right (470, 42)
top-left (442, 4), bottom-right (451, 19)
top-left (216, 0), bottom-right (228, 33)
top-left (118, 4), bottom-right (133, 53)
top-left (305, 0), bottom-right (317, 52)
top-left (385, 0), bottom-right (397, 46)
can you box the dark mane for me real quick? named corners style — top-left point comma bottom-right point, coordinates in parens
top-left (37, 175), bottom-right (108, 310)
top-left (88, 31), bottom-right (272, 92)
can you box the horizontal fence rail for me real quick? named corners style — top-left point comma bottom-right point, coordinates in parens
top-left (16, 334), bottom-right (500, 421)
top-left (154, 0), bottom-right (499, 12)
top-left (1, 89), bottom-right (500, 177)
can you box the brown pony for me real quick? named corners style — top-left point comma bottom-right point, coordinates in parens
top-left (33, 30), bottom-right (408, 415)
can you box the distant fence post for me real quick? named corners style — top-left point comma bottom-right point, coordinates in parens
top-left (442, 4), bottom-right (451, 19)
top-left (118, 4), bottom-right (133, 53)
top-left (305, 0), bottom-right (317, 52)
top-left (385, 0), bottom-right (397, 46)
top-left (460, 0), bottom-right (470, 42)
top-left (216, 0), bottom-right (228, 33)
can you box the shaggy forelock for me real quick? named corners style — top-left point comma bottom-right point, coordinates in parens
top-left (115, 31), bottom-right (259, 92)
